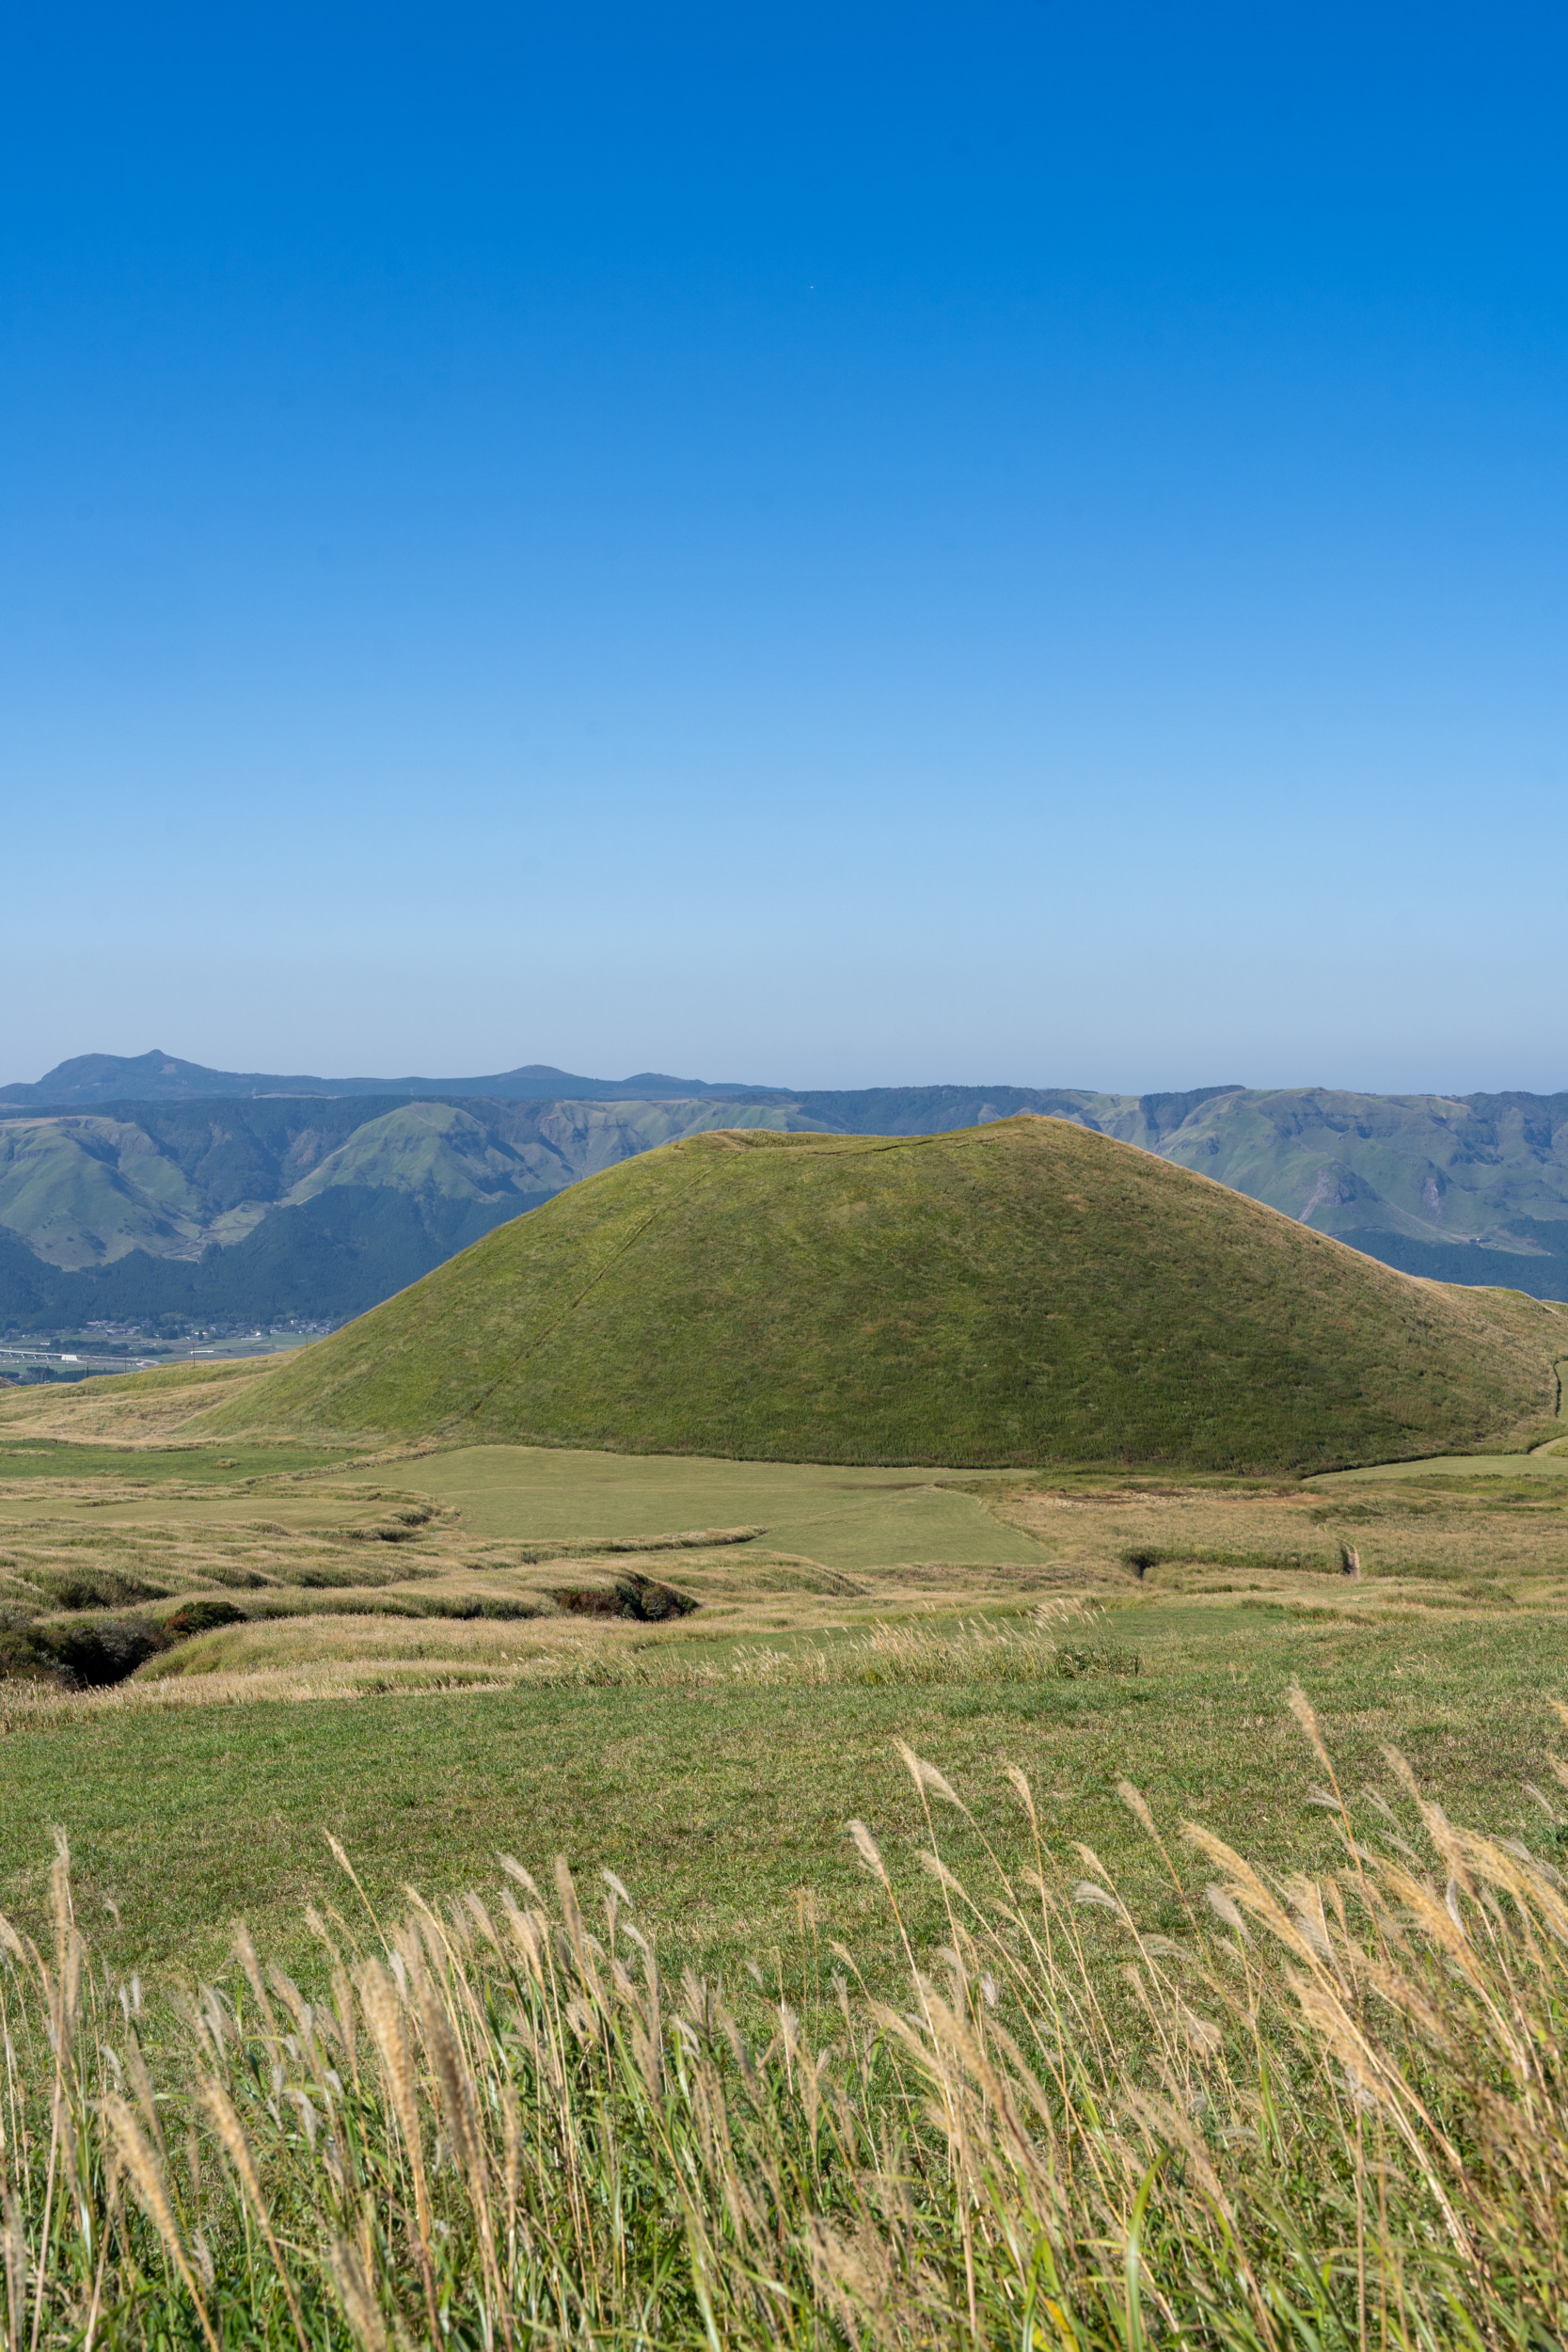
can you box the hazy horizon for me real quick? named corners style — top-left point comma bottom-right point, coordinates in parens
top-left (7, 1046), bottom-right (1566, 1104)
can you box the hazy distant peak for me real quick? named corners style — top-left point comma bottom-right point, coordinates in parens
top-left (2, 1051), bottom-right (341, 1105)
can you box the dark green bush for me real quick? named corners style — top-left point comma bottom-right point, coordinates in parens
top-left (162, 1597), bottom-right (249, 1638)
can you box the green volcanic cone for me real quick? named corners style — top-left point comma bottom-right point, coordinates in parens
top-left (200, 1116), bottom-right (1564, 1471)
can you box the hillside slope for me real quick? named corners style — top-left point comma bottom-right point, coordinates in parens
top-left (201, 1117), bottom-right (1565, 1471)
top-left (1140, 1089), bottom-right (1568, 1280)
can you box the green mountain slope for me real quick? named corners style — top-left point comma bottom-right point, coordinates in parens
top-left (201, 1117), bottom-right (1565, 1471)
top-left (0, 1096), bottom-right (828, 1313)
top-left (0, 1187), bottom-right (538, 1327)
top-left (793, 1089), bottom-right (1568, 1292)
top-left (1143, 1089), bottom-right (1568, 1264)
top-left (285, 1102), bottom-right (547, 1210)
top-left (0, 1118), bottom-right (219, 1267)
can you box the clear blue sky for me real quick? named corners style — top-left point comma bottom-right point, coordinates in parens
top-left (4, 2), bottom-right (1564, 1093)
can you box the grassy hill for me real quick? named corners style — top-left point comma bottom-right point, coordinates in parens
top-left (201, 1116), bottom-right (1566, 1471)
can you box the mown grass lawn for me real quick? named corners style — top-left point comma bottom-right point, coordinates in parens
top-left (372, 1441), bottom-right (1046, 1568)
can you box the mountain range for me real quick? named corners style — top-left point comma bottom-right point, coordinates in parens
top-left (0, 1050), bottom-right (782, 1108)
top-left (0, 1053), bottom-right (1565, 1327)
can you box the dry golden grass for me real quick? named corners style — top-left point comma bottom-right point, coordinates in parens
top-left (0, 1657), bottom-right (525, 1726)
top-left (984, 1468), bottom-right (1568, 1613)
top-left (0, 1445), bottom-right (1099, 1713)
top-left (8, 1696), bottom-right (1568, 2345)
top-left (0, 1357), bottom-right (275, 1442)
top-left (0, 1487), bottom-right (457, 1618)
top-left (0, 1601), bottom-right (1132, 1738)
top-left (8, 1432), bottom-right (1568, 2347)
top-left (0, 1385), bottom-right (1560, 1826)
top-left (5, 1445), bottom-right (1568, 1723)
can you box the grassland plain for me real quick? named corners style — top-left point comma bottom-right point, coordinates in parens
top-left (2, 1602), bottom-right (1566, 1958)
top-left (198, 1117), bottom-right (1566, 1470)
top-left (6, 1391), bottom-right (1568, 2338)
top-left (0, 1382), bottom-right (1566, 1979)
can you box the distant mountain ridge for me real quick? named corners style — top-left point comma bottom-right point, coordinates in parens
top-left (0, 1055), bottom-right (1565, 1326)
top-left (0, 1051), bottom-right (785, 1108)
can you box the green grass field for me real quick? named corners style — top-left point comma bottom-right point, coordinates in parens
top-left (5, 1607), bottom-right (1567, 1984)
top-left (0, 1435), bottom-right (355, 1481)
top-left (370, 1442), bottom-right (1047, 1566)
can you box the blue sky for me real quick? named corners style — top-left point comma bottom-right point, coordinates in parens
top-left (4, 1), bottom-right (1564, 1092)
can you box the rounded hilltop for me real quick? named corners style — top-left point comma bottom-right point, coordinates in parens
top-left (198, 1114), bottom-right (1563, 1472)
